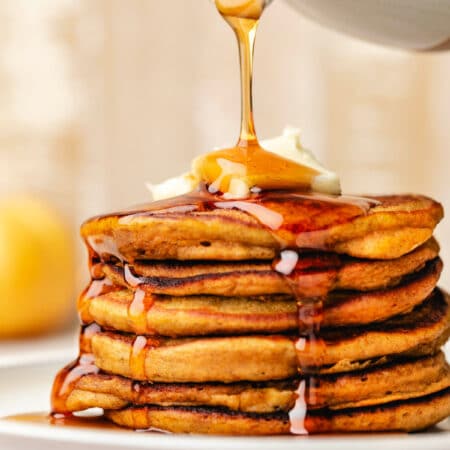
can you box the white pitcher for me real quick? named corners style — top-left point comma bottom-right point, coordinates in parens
top-left (285, 0), bottom-right (450, 50)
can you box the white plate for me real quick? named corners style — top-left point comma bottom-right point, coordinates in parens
top-left (0, 328), bottom-right (78, 369)
top-left (0, 358), bottom-right (449, 450)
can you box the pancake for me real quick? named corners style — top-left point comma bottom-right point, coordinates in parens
top-left (105, 387), bottom-right (450, 434)
top-left (84, 289), bottom-right (450, 382)
top-left (58, 377), bottom-right (296, 414)
top-left (312, 288), bottom-right (450, 370)
top-left (55, 353), bottom-right (450, 414)
top-left (79, 258), bottom-right (442, 336)
top-left (82, 194), bottom-right (443, 261)
top-left (98, 238), bottom-right (440, 297)
top-left (309, 351), bottom-right (450, 410)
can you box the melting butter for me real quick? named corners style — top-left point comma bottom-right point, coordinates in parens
top-left (147, 127), bottom-right (341, 200)
top-left (261, 127), bottom-right (340, 195)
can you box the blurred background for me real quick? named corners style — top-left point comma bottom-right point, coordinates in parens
top-left (1, 0), bottom-right (450, 338)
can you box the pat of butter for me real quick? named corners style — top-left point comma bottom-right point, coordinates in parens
top-left (147, 173), bottom-right (197, 203)
top-left (147, 127), bottom-right (341, 201)
top-left (261, 127), bottom-right (341, 195)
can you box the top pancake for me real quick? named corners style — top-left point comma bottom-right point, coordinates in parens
top-left (82, 194), bottom-right (443, 261)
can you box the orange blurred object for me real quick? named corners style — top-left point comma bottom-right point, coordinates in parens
top-left (0, 196), bottom-right (75, 338)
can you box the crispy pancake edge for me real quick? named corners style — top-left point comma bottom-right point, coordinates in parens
top-left (105, 387), bottom-right (450, 434)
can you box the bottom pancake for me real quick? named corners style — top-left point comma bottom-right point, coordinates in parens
top-left (105, 387), bottom-right (450, 435)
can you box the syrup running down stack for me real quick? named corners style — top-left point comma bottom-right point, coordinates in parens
top-left (51, 0), bottom-right (450, 434)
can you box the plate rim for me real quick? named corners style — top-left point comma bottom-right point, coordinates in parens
top-left (0, 418), bottom-right (449, 450)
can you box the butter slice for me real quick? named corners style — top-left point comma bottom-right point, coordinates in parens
top-left (261, 127), bottom-right (340, 195)
top-left (147, 127), bottom-right (341, 201)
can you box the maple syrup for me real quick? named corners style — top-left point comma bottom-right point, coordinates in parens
top-left (195, 0), bottom-right (320, 196)
top-left (51, 323), bottom-right (100, 413)
top-left (130, 335), bottom-right (148, 380)
top-left (51, 353), bottom-right (99, 414)
top-left (110, 186), bottom-right (376, 253)
top-left (124, 264), bottom-right (157, 334)
top-left (127, 335), bottom-right (161, 380)
top-left (5, 411), bottom-right (120, 431)
top-left (49, 0), bottom-right (381, 434)
top-left (78, 277), bottom-right (119, 324)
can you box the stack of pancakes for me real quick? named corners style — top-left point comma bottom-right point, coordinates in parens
top-left (52, 194), bottom-right (450, 434)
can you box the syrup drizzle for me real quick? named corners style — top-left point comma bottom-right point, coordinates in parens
top-left (130, 336), bottom-right (148, 380)
top-left (129, 334), bottom-right (161, 381)
top-left (112, 187), bottom-right (377, 253)
top-left (51, 324), bottom-right (101, 414)
top-left (78, 277), bottom-right (119, 324)
top-left (195, 0), bottom-right (320, 195)
top-left (124, 264), bottom-right (156, 334)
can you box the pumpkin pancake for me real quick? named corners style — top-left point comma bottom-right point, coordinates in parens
top-left (105, 387), bottom-right (450, 434)
top-left (58, 377), bottom-right (296, 414)
top-left (55, 352), bottom-right (450, 415)
top-left (84, 289), bottom-right (449, 382)
top-left (308, 351), bottom-right (450, 410)
top-left (307, 288), bottom-right (450, 370)
top-left (98, 238), bottom-right (439, 297)
top-left (79, 258), bottom-right (442, 336)
top-left (82, 194), bottom-right (443, 261)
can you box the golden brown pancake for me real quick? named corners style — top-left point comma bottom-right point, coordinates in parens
top-left (105, 387), bottom-right (450, 434)
top-left (311, 289), bottom-right (450, 370)
top-left (85, 290), bottom-right (450, 382)
top-left (324, 257), bottom-right (441, 328)
top-left (82, 194), bottom-right (443, 261)
top-left (56, 353), bottom-right (450, 415)
top-left (98, 238), bottom-right (439, 297)
top-left (309, 351), bottom-right (450, 410)
top-left (60, 377), bottom-right (296, 414)
top-left (79, 258), bottom-right (441, 336)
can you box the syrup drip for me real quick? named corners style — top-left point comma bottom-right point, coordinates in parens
top-left (130, 336), bottom-right (148, 380)
top-left (86, 234), bottom-right (124, 263)
top-left (51, 353), bottom-right (99, 413)
top-left (129, 335), bottom-right (160, 380)
top-left (78, 278), bottom-right (118, 324)
top-left (79, 323), bottom-right (101, 353)
top-left (273, 249), bottom-right (330, 434)
top-left (124, 264), bottom-right (156, 334)
top-left (51, 323), bottom-right (162, 414)
top-left (84, 278), bottom-right (114, 298)
top-left (51, 323), bottom-right (102, 413)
